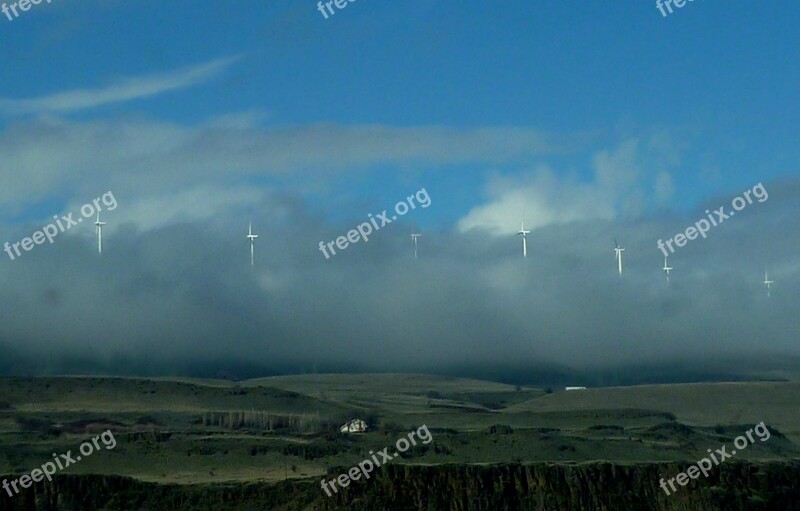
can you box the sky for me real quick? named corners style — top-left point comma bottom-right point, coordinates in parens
top-left (0, 1), bottom-right (798, 381)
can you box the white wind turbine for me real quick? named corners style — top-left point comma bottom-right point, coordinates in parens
top-left (763, 268), bottom-right (774, 297)
top-left (411, 233), bottom-right (421, 259)
top-left (517, 221), bottom-right (531, 258)
top-left (614, 239), bottom-right (625, 276)
top-left (662, 255), bottom-right (673, 283)
top-left (94, 212), bottom-right (106, 254)
top-left (246, 222), bottom-right (259, 267)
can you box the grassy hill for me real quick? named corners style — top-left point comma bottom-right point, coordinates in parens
top-left (1, 374), bottom-right (799, 509)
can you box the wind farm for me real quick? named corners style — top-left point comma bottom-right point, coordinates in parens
top-left (662, 255), bottom-right (673, 283)
top-left (1, 3), bottom-right (798, 511)
top-left (95, 212), bottom-right (106, 255)
top-left (247, 221), bottom-right (259, 267)
top-left (613, 239), bottom-right (625, 276)
top-left (764, 268), bottom-right (775, 297)
top-left (411, 233), bottom-right (421, 259)
top-left (517, 221), bottom-right (531, 258)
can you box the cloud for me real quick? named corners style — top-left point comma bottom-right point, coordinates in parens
top-left (0, 115), bottom-right (794, 381)
top-left (87, 185), bottom-right (269, 234)
top-left (457, 167), bottom-right (617, 235)
top-left (0, 56), bottom-right (241, 115)
top-left (0, 177), bottom-right (796, 378)
top-left (655, 171), bottom-right (675, 205)
top-left (0, 117), bottom-right (561, 219)
top-left (457, 139), bottom-right (665, 235)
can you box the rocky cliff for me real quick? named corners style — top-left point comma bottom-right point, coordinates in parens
top-left (1, 461), bottom-right (798, 511)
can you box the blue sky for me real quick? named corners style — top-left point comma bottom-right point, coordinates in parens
top-left (2, 0), bottom-right (798, 225)
top-left (0, 1), bottom-right (799, 376)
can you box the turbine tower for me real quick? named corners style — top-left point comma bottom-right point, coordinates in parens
top-left (517, 221), bottom-right (531, 258)
top-left (94, 212), bottom-right (106, 254)
top-left (662, 255), bottom-right (673, 283)
top-left (411, 233), bottom-right (421, 259)
top-left (246, 221), bottom-right (259, 267)
top-left (763, 268), bottom-right (774, 297)
top-left (614, 239), bottom-right (625, 276)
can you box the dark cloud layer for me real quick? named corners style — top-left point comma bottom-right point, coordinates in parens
top-left (1, 177), bottom-right (797, 383)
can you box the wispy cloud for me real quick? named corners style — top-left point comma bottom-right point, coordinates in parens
top-left (0, 56), bottom-right (240, 115)
top-left (0, 117), bottom-right (563, 211)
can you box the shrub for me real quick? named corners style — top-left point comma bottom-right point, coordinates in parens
top-left (487, 424), bottom-right (514, 435)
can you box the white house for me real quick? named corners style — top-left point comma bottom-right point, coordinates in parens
top-left (340, 419), bottom-right (368, 433)
top-left (565, 386), bottom-right (587, 391)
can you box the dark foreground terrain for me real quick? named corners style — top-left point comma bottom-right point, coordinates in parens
top-left (1, 375), bottom-right (799, 510)
top-left (3, 462), bottom-right (800, 511)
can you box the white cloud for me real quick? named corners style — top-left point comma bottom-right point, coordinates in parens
top-left (65, 185), bottom-right (269, 235)
top-left (457, 167), bottom-right (616, 235)
top-left (458, 139), bottom-right (654, 235)
top-left (655, 170), bottom-right (675, 205)
top-left (0, 56), bottom-right (240, 115)
top-left (0, 117), bottom-right (561, 215)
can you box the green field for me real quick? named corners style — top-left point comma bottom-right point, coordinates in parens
top-left (1, 374), bottom-right (798, 493)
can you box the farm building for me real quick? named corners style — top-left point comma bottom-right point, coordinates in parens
top-left (340, 419), bottom-right (368, 433)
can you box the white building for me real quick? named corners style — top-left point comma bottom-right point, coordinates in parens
top-left (565, 386), bottom-right (587, 391)
top-left (340, 419), bottom-right (368, 433)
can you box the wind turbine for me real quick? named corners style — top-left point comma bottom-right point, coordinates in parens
top-left (517, 221), bottom-right (531, 258)
top-left (94, 212), bottom-right (106, 254)
top-left (763, 268), bottom-right (774, 297)
top-left (613, 239), bottom-right (625, 276)
top-left (411, 233), bottom-right (421, 259)
top-left (246, 221), bottom-right (259, 267)
top-left (662, 255), bottom-right (673, 283)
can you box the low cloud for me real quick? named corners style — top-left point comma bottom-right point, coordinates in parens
top-left (0, 177), bottom-right (796, 378)
top-left (0, 115), bottom-right (795, 380)
top-left (458, 139), bottom-right (669, 234)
